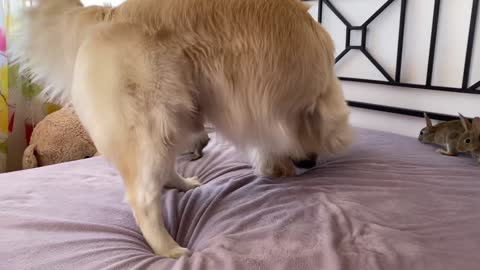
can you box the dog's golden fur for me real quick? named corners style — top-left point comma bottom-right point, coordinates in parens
top-left (11, 0), bottom-right (353, 258)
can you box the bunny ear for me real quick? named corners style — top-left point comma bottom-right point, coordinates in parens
top-left (472, 117), bottom-right (480, 136)
top-left (424, 113), bottom-right (433, 128)
top-left (459, 113), bottom-right (471, 131)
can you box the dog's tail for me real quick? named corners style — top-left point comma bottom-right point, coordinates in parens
top-left (9, 0), bottom-right (110, 105)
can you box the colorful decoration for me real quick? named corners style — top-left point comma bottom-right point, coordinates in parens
top-left (0, 0), bottom-right (62, 171)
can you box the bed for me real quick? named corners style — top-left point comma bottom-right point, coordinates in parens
top-left (1, 128), bottom-right (479, 270)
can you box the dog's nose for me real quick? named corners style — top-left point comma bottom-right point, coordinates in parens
top-left (292, 153), bottom-right (318, 169)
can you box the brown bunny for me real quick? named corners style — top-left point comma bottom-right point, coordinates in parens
top-left (418, 113), bottom-right (466, 156)
top-left (457, 116), bottom-right (480, 164)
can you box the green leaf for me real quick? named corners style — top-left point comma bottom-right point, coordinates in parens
top-left (21, 80), bottom-right (42, 100)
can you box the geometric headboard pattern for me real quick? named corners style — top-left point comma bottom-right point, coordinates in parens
top-left (311, 0), bottom-right (479, 121)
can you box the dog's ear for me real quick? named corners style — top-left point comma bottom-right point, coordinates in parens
top-left (472, 117), bottom-right (480, 136)
top-left (459, 113), bottom-right (471, 131)
top-left (424, 113), bottom-right (433, 129)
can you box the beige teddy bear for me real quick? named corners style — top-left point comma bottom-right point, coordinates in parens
top-left (22, 108), bottom-right (98, 169)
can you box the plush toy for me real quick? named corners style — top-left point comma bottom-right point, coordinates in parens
top-left (22, 108), bottom-right (98, 169)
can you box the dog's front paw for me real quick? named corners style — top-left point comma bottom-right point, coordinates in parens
top-left (250, 151), bottom-right (296, 178)
top-left (257, 159), bottom-right (296, 178)
top-left (165, 246), bottom-right (192, 258)
top-left (165, 176), bottom-right (202, 191)
top-left (183, 176), bottom-right (202, 190)
top-left (154, 245), bottom-right (192, 258)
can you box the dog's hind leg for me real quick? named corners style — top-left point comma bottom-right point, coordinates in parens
top-left (71, 23), bottom-right (199, 257)
top-left (123, 137), bottom-right (194, 257)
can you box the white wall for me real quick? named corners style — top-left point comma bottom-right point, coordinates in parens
top-left (307, 0), bottom-right (480, 137)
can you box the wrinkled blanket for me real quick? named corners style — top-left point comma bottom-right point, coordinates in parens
top-left (1, 129), bottom-right (480, 270)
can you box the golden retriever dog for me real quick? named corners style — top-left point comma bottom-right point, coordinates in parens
top-left (11, 0), bottom-right (352, 258)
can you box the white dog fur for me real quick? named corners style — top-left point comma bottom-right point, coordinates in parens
top-left (10, 0), bottom-right (353, 258)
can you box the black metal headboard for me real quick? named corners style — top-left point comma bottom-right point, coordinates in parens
top-left (310, 0), bottom-right (479, 121)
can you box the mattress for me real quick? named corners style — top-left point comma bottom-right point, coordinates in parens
top-left (1, 129), bottom-right (480, 270)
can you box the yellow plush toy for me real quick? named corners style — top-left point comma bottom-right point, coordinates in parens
top-left (22, 108), bottom-right (98, 169)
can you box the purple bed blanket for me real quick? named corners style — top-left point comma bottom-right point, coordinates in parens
top-left (1, 129), bottom-right (480, 270)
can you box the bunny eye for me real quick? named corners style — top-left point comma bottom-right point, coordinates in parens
top-left (465, 138), bottom-right (471, 144)
top-left (420, 131), bottom-right (425, 135)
